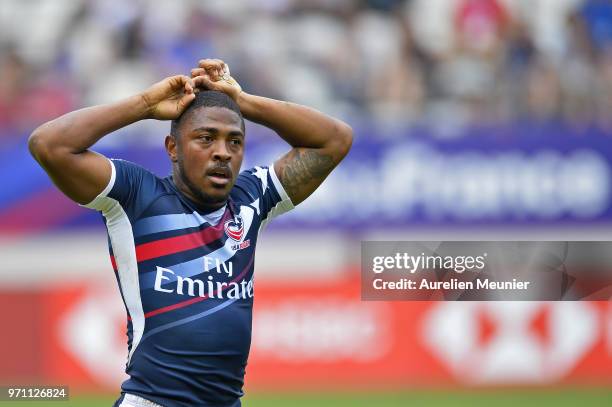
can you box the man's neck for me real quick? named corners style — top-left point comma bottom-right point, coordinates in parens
top-left (171, 173), bottom-right (226, 213)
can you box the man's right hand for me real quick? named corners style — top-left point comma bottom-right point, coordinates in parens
top-left (141, 75), bottom-right (196, 120)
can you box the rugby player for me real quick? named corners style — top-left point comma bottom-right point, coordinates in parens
top-left (28, 58), bottom-right (352, 407)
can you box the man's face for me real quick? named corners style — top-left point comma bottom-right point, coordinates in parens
top-left (166, 106), bottom-right (244, 209)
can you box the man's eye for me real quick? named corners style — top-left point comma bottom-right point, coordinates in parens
top-left (230, 139), bottom-right (242, 146)
top-left (200, 135), bottom-right (213, 142)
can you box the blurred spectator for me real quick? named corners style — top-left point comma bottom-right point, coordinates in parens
top-left (524, 56), bottom-right (562, 121)
top-left (1, 0), bottom-right (612, 141)
top-left (0, 48), bottom-right (27, 136)
top-left (455, 0), bottom-right (510, 55)
top-left (579, 0), bottom-right (612, 54)
top-left (0, 48), bottom-right (76, 139)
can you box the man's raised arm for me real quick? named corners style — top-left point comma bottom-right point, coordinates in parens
top-left (28, 75), bottom-right (196, 205)
top-left (192, 60), bottom-right (353, 205)
top-left (239, 94), bottom-right (352, 205)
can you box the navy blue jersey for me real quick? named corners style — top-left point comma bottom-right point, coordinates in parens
top-left (83, 159), bottom-right (293, 407)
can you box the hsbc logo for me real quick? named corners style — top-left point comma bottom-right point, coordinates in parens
top-left (422, 302), bottom-right (599, 384)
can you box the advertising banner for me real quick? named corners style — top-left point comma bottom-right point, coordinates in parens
top-left (3, 124), bottom-right (612, 232)
top-left (2, 275), bottom-right (612, 392)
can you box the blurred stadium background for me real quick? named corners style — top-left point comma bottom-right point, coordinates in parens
top-left (2, 0), bottom-right (612, 405)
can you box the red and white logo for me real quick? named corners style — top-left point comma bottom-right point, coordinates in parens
top-left (224, 215), bottom-right (244, 242)
top-left (422, 302), bottom-right (599, 384)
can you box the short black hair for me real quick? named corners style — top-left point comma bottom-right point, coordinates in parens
top-left (170, 90), bottom-right (244, 138)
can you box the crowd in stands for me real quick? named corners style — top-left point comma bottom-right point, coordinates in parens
top-left (1, 0), bottom-right (611, 140)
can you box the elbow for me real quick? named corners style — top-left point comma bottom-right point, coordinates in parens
top-left (28, 127), bottom-right (53, 164)
top-left (333, 120), bottom-right (353, 160)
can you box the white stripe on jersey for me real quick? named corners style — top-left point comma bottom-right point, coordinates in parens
top-left (82, 160), bottom-right (145, 365)
top-left (133, 206), bottom-right (226, 237)
top-left (259, 163), bottom-right (294, 232)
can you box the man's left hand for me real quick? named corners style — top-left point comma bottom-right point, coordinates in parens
top-left (191, 59), bottom-right (242, 102)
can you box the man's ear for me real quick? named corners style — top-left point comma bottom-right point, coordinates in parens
top-left (165, 134), bottom-right (178, 163)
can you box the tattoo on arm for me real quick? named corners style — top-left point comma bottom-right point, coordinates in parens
top-left (276, 148), bottom-right (335, 204)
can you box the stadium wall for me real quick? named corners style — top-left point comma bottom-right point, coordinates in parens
top-left (1, 271), bottom-right (612, 392)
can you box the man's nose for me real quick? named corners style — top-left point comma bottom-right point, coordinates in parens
top-left (212, 140), bottom-right (231, 161)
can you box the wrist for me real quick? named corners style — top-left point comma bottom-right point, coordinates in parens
top-left (137, 92), bottom-right (156, 120)
top-left (236, 92), bottom-right (257, 120)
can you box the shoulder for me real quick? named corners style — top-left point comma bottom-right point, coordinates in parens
top-left (110, 158), bottom-right (157, 180)
top-left (232, 166), bottom-right (277, 201)
top-left (109, 158), bottom-right (164, 195)
top-left (83, 158), bottom-right (167, 218)
top-left (231, 164), bottom-right (294, 222)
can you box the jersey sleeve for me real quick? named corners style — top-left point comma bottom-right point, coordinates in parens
top-left (81, 158), bottom-right (159, 219)
top-left (233, 164), bottom-right (294, 226)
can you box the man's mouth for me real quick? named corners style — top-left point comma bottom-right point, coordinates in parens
top-left (206, 167), bottom-right (232, 186)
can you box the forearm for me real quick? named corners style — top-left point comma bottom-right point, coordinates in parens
top-left (237, 92), bottom-right (352, 205)
top-left (28, 74), bottom-right (193, 205)
top-left (237, 93), bottom-right (351, 152)
top-left (30, 94), bottom-right (150, 157)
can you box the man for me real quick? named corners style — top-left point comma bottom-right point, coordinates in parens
top-left (28, 59), bottom-right (352, 407)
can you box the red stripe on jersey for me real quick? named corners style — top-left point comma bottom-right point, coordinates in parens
top-left (145, 296), bottom-right (204, 318)
top-left (135, 210), bottom-right (230, 262)
top-left (110, 255), bottom-right (117, 272)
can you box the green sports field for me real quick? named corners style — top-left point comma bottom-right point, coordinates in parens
top-left (7, 389), bottom-right (612, 406)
